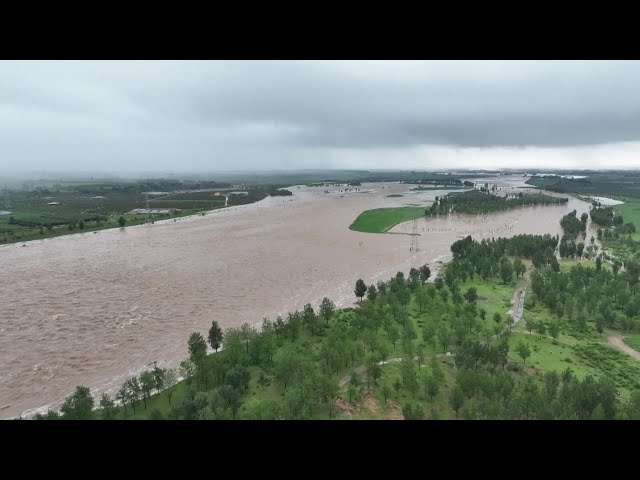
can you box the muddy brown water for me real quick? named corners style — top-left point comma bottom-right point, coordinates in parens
top-left (0, 176), bottom-right (595, 418)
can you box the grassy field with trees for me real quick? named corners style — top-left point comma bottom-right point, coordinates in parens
top-left (36, 233), bottom-right (640, 420)
top-left (0, 181), bottom-right (292, 245)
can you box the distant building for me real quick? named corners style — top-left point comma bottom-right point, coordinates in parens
top-left (91, 196), bottom-right (106, 199)
top-left (47, 202), bottom-right (61, 206)
top-left (213, 192), bottom-right (221, 196)
top-left (230, 191), bottom-right (249, 196)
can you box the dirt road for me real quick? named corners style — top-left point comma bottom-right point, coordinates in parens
top-left (607, 335), bottom-right (640, 361)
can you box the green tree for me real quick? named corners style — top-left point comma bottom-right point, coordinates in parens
top-left (500, 259), bottom-right (514, 285)
top-left (99, 393), bottom-right (115, 419)
top-left (118, 216), bottom-right (126, 228)
top-left (513, 258), bottom-right (526, 278)
top-left (516, 342), bottom-right (531, 365)
top-left (164, 368), bottom-right (178, 405)
top-left (116, 384), bottom-right (129, 415)
top-left (464, 287), bottom-right (478, 303)
top-left (139, 371), bottom-right (155, 409)
top-left (319, 297), bottom-right (336, 325)
top-left (402, 402), bottom-right (424, 420)
top-left (535, 320), bottom-right (547, 338)
top-left (188, 332), bottom-right (207, 364)
top-left (419, 265), bottom-right (431, 283)
top-left (449, 385), bottom-right (464, 418)
top-left (61, 386), bottom-right (94, 420)
top-left (548, 320), bottom-right (560, 344)
top-left (355, 279), bottom-right (367, 302)
top-left (525, 317), bottom-right (535, 335)
top-left (208, 320), bottom-right (224, 352)
top-left (152, 364), bottom-right (166, 394)
top-left (380, 380), bottom-right (393, 404)
top-left (125, 377), bottom-right (141, 413)
top-left (218, 385), bottom-right (242, 418)
top-left (367, 284), bottom-right (378, 301)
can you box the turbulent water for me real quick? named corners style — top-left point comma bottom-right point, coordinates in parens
top-left (0, 176), bottom-right (595, 418)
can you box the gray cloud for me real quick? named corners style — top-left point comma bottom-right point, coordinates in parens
top-left (1, 60), bottom-right (640, 174)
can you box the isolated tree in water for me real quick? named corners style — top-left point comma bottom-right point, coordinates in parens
top-left (61, 385), bottom-right (94, 420)
top-left (118, 216), bottom-right (126, 228)
top-left (208, 320), bottom-right (224, 352)
top-left (354, 279), bottom-right (367, 302)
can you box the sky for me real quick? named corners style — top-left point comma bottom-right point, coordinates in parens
top-left (2, 60), bottom-right (640, 175)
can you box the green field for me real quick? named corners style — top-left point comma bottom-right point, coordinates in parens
top-left (623, 334), bottom-right (640, 352)
top-left (349, 207), bottom-right (426, 233)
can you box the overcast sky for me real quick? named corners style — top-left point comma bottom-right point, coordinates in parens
top-left (2, 60), bottom-right (640, 175)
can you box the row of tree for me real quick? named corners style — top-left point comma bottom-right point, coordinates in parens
top-left (425, 190), bottom-right (568, 217)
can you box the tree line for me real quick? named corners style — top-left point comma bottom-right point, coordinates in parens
top-left (425, 190), bottom-right (568, 217)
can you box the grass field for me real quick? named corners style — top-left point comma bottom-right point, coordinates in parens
top-left (623, 334), bottom-right (640, 352)
top-left (349, 207), bottom-right (425, 233)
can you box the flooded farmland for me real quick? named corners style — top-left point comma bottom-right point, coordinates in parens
top-left (0, 176), bottom-right (595, 418)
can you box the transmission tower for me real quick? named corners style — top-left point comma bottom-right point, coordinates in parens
top-left (145, 193), bottom-right (150, 224)
top-left (409, 218), bottom-right (420, 252)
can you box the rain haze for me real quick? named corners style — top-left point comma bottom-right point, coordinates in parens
top-left (2, 60), bottom-right (640, 176)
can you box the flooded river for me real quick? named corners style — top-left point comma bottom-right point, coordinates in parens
top-left (0, 176), bottom-right (595, 418)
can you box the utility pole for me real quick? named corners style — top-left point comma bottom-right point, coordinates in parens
top-left (410, 218), bottom-right (420, 252)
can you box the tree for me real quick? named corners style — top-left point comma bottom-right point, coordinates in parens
top-left (464, 287), bottom-right (478, 303)
top-left (152, 364), bottom-right (166, 394)
top-left (402, 403), bottom-right (424, 420)
top-left (525, 317), bottom-right (535, 335)
top-left (225, 365), bottom-right (251, 392)
top-left (365, 356), bottom-right (382, 390)
top-left (419, 265), bottom-right (431, 283)
top-left (116, 384), bottom-right (129, 415)
top-left (118, 216), bottom-right (126, 228)
top-left (99, 393), bottom-right (115, 419)
top-left (581, 212), bottom-right (588, 225)
top-left (164, 368), bottom-right (178, 405)
top-left (125, 377), bottom-right (141, 413)
top-left (534, 320), bottom-right (547, 338)
top-left (61, 385), bottom-right (94, 420)
top-left (493, 312), bottom-right (502, 325)
top-left (302, 303), bottom-right (318, 336)
top-left (500, 259), bottom-right (514, 285)
top-left (479, 308), bottom-right (487, 323)
top-left (208, 320), bottom-right (224, 352)
top-left (367, 284), bottom-right (378, 301)
top-left (548, 321), bottom-right (560, 344)
top-left (449, 385), bottom-right (464, 418)
top-left (513, 258), bottom-right (526, 278)
top-left (139, 371), bottom-right (155, 409)
top-left (188, 332), bottom-right (207, 364)
top-left (355, 279), bottom-right (367, 302)
top-left (516, 342), bottom-right (531, 365)
top-left (380, 380), bottom-right (393, 404)
top-left (216, 385), bottom-right (240, 418)
top-left (319, 297), bottom-right (336, 325)
top-left (179, 360), bottom-right (195, 383)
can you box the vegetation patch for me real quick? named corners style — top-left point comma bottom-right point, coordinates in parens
top-left (349, 207), bottom-right (426, 233)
